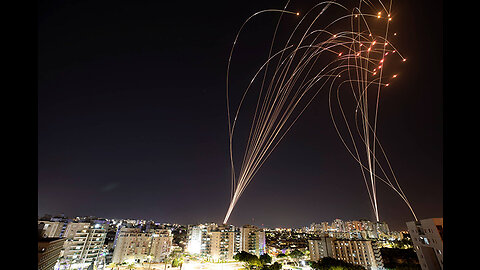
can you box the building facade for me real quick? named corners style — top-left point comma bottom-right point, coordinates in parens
top-left (186, 223), bottom-right (217, 256)
top-left (308, 237), bottom-right (333, 261)
top-left (38, 237), bottom-right (66, 270)
top-left (406, 218), bottom-right (443, 270)
top-left (209, 225), bottom-right (241, 261)
top-left (60, 222), bottom-right (108, 269)
top-left (186, 223), bottom-right (241, 261)
top-left (240, 225), bottom-right (266, 256)
top-left (112, 227), bottom-right (173, 264)
top-left (308, 237), bottom-right (384, 270)
top-left (38, 221), bottom-right (68, 238)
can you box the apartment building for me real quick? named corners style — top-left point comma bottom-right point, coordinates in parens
top-left (208, 224), bottom-right (241, 261)
top-left (406, 218), bottom-right (443, 270)
top-left (38, 221), bottom-right (68, 238)
top-left (60, 222), bottom-right (108, 269)
top-left (308, 236), bottom-right (384, 270)
top-left (112, 227), bottom-right (173, 263)
top-left (186, 223), bottom-right (241, 261)
top-left (38, 237), bottom-right (66, 270)
top-left (240, 225), bottom-right (265, 256)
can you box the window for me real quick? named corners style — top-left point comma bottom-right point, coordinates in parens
top-left (436, 225), bottom-right (443, 241)
top-left (419, 236), bottom-right (429, 245)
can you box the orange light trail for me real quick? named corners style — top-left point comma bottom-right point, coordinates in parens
top-left (224, 0), bottom-right (417, 225)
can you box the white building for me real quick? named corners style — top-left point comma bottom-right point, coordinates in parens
top-left (240, 225), bottom-right (265, 256)
top-left (308, 237), bottom-right (384, 270)
top-left (406, 218), bottom-right (443, 270)
top-left (59, 222), bottom-right (108, 269)
top-left (186, 224), bottom-right (209, 255)
top-left (186, 223), bottom-right (217, 256)
top-left (209, 225), bottom-right (241, 261)
top-left (186, 223), bottom-right (241, 261)
top-left (112, 227), bottom-right (172, 264)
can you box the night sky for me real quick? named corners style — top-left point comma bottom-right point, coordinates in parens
top-left (38, 0), bottom-right (442, 230)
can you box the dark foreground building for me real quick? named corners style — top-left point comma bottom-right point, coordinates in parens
top-left (38, 237), bottom-right (65, 270)
top-left (406, 218), bottom-right (443, 270)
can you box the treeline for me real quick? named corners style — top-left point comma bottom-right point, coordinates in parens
top-left (234, 251), bottom-right (364, 270)
top-left (233, 252), bottom-right (281, 270)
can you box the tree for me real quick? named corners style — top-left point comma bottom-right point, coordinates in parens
top-left (233, 252), bottom-right (270, 270)
top-left (248, 256), bottom-right (263, 268)
top-left (259, 254), bottom-right (272, 265)
top-left (288, 249), bottom-right (304, 260)
top-left (288, 249), bottom-right (304, 266)
top-left (234, 251), bottom-right (255, 262)
top-left (268, 262), bottom-right (281, 270)
top-left (276, 253), bottom-right (287, 258)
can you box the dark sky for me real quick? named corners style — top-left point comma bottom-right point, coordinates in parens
top-left (38, 0), bottom-right (442, 230)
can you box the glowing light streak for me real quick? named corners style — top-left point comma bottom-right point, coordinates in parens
top-left (224, 0), bottom-right (418, 225)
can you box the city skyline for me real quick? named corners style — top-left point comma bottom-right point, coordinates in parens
top-left (38, 0), bottom-right (442, 231)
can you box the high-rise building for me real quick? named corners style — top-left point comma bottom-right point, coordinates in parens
top-left (38, 237), bottom-right (65, 270)
top-left (60, 222), bottom-right (108, 269)
top-left (186, 223), bottom-right (241, 261)
top-left (112, 227), bottom-right (173, 264)
top-left (240, 225), bottom-right (265, 256)
top-left (308, 237), bottom-right (333, 261)
top-left (209, 224), bottom-right (241, 261)
top-left (186, 225), bottom-right (203, 254)
top-left (406, 218), bottom-right (443, 270)
top-left (186, 223), bottom-right (215, 256)
top-left (308, 236), bottom-right (384, 270)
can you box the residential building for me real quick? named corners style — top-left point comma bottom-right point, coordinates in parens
top-left (308, 236), bottom-right (384, 270)
top-left (38, 221), bottom-right (69, 238)
top-left (186, 224), bottom-right (204, 255)
top-left (186, 223), bottom-right (215, 256)
top-left (186, 223), bottom-right (241, 261)
top-left (60, 222), bottom-right (108, 269)
top-left (406, 218), bottom-right (443, 270)
top-left (112, 227), bottom-right (172, 264)
top-left (308, 237), bottom-right (333, 261)
top-left (209, 224), bottom-right (241, 261)
top-left (38, 237), bottom-right (65, 270)
top-left (240, 225), bottom-right (266, 256)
